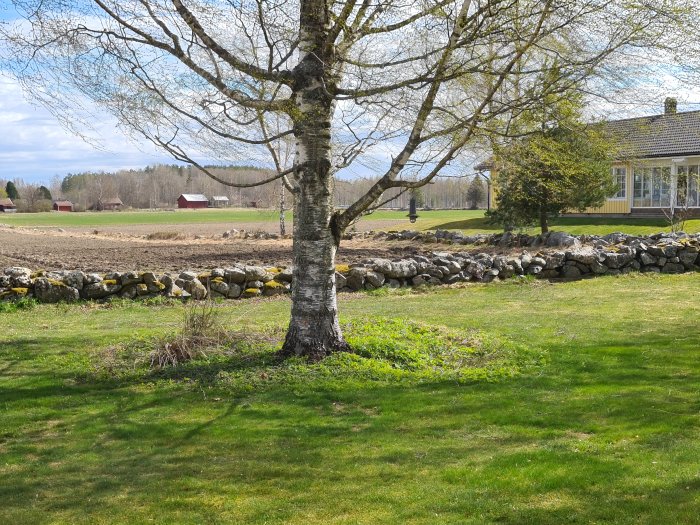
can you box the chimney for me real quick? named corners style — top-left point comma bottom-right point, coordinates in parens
top-left (665, 97), bottom-right (678, 115)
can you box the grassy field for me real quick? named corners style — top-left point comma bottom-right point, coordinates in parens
top-left (0, 208), bottom-right (287, 227)
top-left (2, 273), bottom-right (700, 523)
top-left (2, 207), bottom-right (699, 235)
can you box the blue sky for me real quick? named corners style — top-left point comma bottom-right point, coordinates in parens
top-left (0, 4), bottom-right (185, 184)
top-left (3, 4), bottom-right (700, 186)
top-left (0, 73), bottom-right (184, 184)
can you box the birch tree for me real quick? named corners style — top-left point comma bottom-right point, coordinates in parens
top-left (2, 0), bottom-right (685, 358)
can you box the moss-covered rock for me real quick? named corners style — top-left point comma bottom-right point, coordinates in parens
top-left (263, 280), bottom-right (288, 296)
top-left (34, 278), bottom-right (79, 303)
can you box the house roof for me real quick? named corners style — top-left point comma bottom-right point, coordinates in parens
top-left (179, 193), bottom-right (208, 202)
top-left (53, 200), bottom-right (73, 207)
top-left (103, 198), bottom-right (123, 205)
top-left (604, 110), bottom-right (700, 159)
top-left (0, 198), bottom-right (15, 207)
top-left (212, 195), bottom-right (229, 201)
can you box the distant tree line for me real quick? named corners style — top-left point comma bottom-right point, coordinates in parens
top-left (2, 166), bottom-right (488, 212)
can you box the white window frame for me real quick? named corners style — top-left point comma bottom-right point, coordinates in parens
top-left (611, 167), bottom-right (627, 200)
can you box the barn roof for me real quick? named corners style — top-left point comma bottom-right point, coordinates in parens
top-left (103, 197), bottom-right (123, 205)
top-left (53, 200), bottom-right (73, 206)
top-left (0, 198), bottom-right (15, 207)
top-left (179, 194), bottom-right (208, 202)
top-left (603, 109), bottom-right (700, 159)
top-left (212, 195), bottom-right (229, 201)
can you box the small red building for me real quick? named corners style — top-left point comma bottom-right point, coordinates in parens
top-left (0, 198), bottom-right (16, 213)
top-left (177, 194), bottom-right (209, 209)
top-left (53, 200), bottom-right (74, 212)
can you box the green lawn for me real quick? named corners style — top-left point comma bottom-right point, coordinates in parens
top-left (2, 274), bottom-right (700, 523)
top-left (426, 214), bottom-right (700, 236)
top-left (2, 207), bottom-right (699, 235)
top-left (0, 208), bottom-right (287, 227)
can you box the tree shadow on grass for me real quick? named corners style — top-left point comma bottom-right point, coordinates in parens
top-left (428, 217), bottom-right (501, 231)
top-left (2, 328), bottom-right (700, 523)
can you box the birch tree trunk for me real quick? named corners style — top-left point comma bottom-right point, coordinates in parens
top-left (280, 0), bottom-right (349, 359)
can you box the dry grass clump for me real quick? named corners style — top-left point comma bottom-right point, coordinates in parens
top-left (145, 231), bottom-right (186, 241)
top-left (149, 301), bottom-right (228, 368)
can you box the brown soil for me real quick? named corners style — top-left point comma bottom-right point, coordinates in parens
top-left (0, 225), bottom-right (464, 273)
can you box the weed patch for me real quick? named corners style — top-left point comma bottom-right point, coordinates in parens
top-left (145, 230), bottom-right (186, 240)
top-left (88, 318), bottom-right (541, 391)
top-left (0, 296), bottom-right (37, 313)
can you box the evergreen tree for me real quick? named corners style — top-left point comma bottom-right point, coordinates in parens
top-left (487, 88), bottom-right (618, 233)
top-left (5, 181), bottom-right (19, 200)
top-left (466, 177), bottom-right (486, 210)
top-left (38, 186), bottom-right (52, 200)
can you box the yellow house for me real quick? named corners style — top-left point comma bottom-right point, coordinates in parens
top-left (480, 98), bottom-right (700, 217)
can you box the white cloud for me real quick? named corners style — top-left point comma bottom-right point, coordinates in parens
top-left (0, 73), bottom-right (181, 183)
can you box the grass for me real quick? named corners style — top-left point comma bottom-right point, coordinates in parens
top-left (428, 214), bottom-right (700, 236)
top-left (2, 273), bottom-right (700, 523)
top-left (0, 208), bottom-right (290, 227)
top-left (2, 207), bottom-right (699, 235)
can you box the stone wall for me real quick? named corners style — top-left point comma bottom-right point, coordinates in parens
top-left (1, 232), bottom-right (698, 303)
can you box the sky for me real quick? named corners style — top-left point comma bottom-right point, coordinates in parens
top-left (3, 4), bottom-right (700, 186)
top-left (0, 74), bottom-right (185, 184)
top-left (0, 4), bottom-right (191, 184)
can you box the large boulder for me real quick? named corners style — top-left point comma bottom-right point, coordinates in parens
top-left (545, 231), bottom-right (580, 248)
top-left (179, 270), bottom-right (198, 281)
top-left (275, 267), bottom-right (294, 283)
top-left (345, 268), bottom-right (366, 291)
top-left (245, 265), bottom-right (269, 282)
top-left (365, 270), bottom-right (385, 288)
top-left (62, 271), bottom-right (86, 290)
top-left (366, 258), bottom-right (392, 275)
top-left (121, 271), bottom-right (143, 286)
top-left (678, 249), bottom-right (698, 269)
top-left (34, 278), bottom-right (80, 303)
top-left (387, 260), bottom-right (417, 279)
top-left (561, 265), bottom-right (582, 279)
top-left (182, 278), bottom-right (208, 299)
top-left (227, 283), bottom-right (242, 299)
top-left (210, 279), bottom-right (229, 296)
top-left (604, 252), bottom-right (634, 269)
top-left (225, 266), bottom-right (247, 284)
top-left (567, 248), bottom-right (601, 266)
top-left (83, 281), bottom-right (122, 299)
top-left (4, 267), bottom-right (31, 279)
top-left (661, 262), bottom-right (685, 274)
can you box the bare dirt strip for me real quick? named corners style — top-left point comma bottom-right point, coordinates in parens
top-left (0, 224), bottom-right (434, 272)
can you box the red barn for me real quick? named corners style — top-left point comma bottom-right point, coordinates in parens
top-left (0, 198), bottom-right (16, 213)
top-left (177, 194), bottom-right (209, 209)
top-left (53, 200), bottom-right (74, 212)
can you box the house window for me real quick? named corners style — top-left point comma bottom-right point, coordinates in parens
top-left (689, 166), bottom-right (699, 207)
top-left (612, 167), bottom-right (626, 198)
top-left (677, 165), bottom-right (700, 208)
top-left (633, 166), bottom-right (671, 207)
